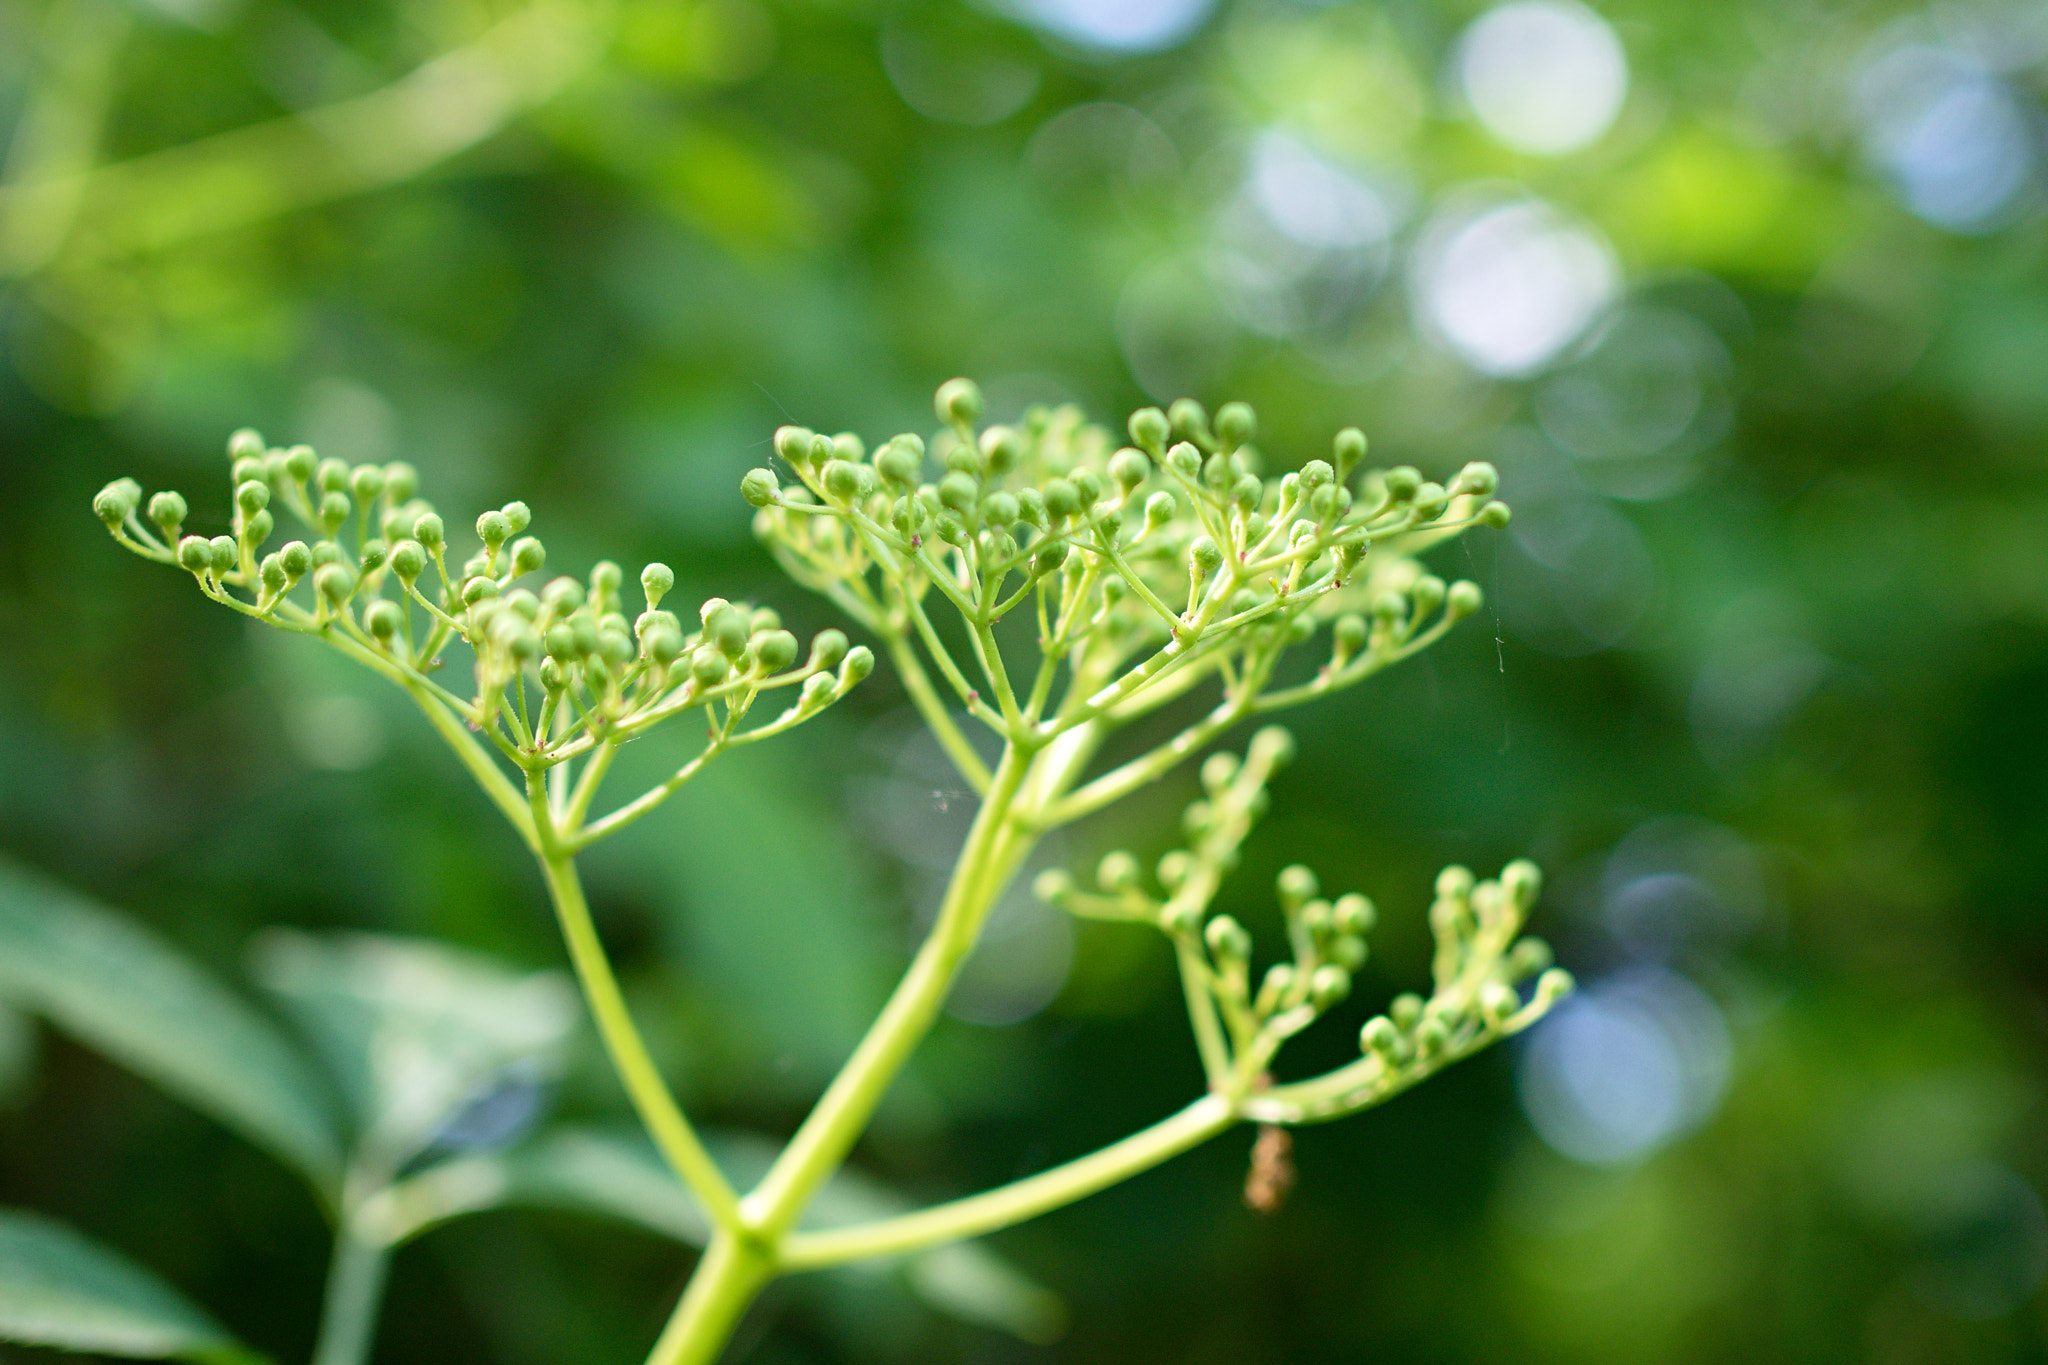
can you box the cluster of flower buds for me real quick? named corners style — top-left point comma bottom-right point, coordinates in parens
top-left (1035, 726), bottom-right (1570, 1119)
top-left (95, 431), bottom-right (869, 847)
top-left (744, 380), bottom-right (1506, 813)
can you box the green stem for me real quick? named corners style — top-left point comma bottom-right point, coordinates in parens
top-left (643, 1234), bottom-right (776, 1365)
top-left (779, 1094), bottom-right (1236, 1270)
top-left (528, 780), bottom-right (743, 1232)
top-left (309, 1227), bottom-right (390, 1365)
top-left (741, 744), bottom-right (1036, 1236)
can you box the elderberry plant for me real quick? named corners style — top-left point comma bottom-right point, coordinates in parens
top-left (92, 380), bottom-right (1570, 1365)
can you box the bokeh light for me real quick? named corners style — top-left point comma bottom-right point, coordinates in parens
top-left (1410, 194), bottom-right (1619, 377)
top-left (1457, 0), bottom-right (1629, 155)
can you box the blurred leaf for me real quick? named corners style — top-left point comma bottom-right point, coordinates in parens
top-left (358, 1125), bottom-right (1064, 1341)
top-left (0, 1208), bottom-right (261, 1363)
top-left (249, 931), bottom-right (578, 1174)
top-left (0, 860), bottom-right (344, 1191)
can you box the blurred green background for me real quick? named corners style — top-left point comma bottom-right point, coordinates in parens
top-left (3, 0), bottom-right (2047, 1360)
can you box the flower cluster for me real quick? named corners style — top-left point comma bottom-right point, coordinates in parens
top-left (1037, 727), bottom-right (1571, 1119)
top-left (94, 430), bottom-right (864, 849)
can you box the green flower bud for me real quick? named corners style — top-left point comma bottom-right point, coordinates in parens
top-left (1437, 864), bottom-right (1475, 901)
top-left (1373, 590), bottom-right (1406, 622)
top-left (350, 465), bottom-right (385, 504)
top-left (709, 606), bottom-right (749, 659)
top-left (1301, 899), bottom-right (1332, 939)
top-left (1229, 474), bottom-right (1261, 512)
top-left (510, 536), bottom-right (546, 576)
top-left (1128, 406), bottom-right (1170, 455)
top-left (643, 624), bottom-right (684, 664)
top-left (542, 577), bottom-right (585, 614)
top-left (505, 589), bottom-right (540, 620)
top-left (1332, 935), bottom-right (1369, 969)
top-left (773, 426), bottom-right (814, 466)
top-left (1096, 851), bottom-right (1142, 892)
top-left (1108, 448), bottom-right (1149, 493)
top-left (1479, 980), bottom-right (1520, 1026)
top-left (1411, 575), bottom-right (1446, 617)
top-left (1277, 864), bottom-right (1318, 909)
top-left (280, 541), bottom-right (313, 577)
top-left (476, 510), bottom-right (510, 548)
top-left (749, 607), bottom-right (781, 633)
top-left (462, 575), bottom-right (498, 605)
top-left (93, 479), bottom-right (142, 527)
top-left (1310, 964), bottom-right (1351, 1008)
top-left (598, 626), bottom-right (634, 665)
top-left (498, 500), bottom-right (531, 534)
top-left (146, 490), bottom-right (187, 538)
top-left (283, 444), bottom-right (316, 481)
top-left (230, 455), bottom-right (265, 486)
top-left (1333, 892), bottom-right (1375, 936)
top-left (1039, 478), bottom-right (1080, 520)
top-left (1446, 581), bottom-right (1483, 618)
top-left (1188, 535), bottom-right (1223, 579)
top-left (1384, 466), bottom-right (1421, 502)
top-left (822, 459), bottom-right (863, 502)
top-left (312, 541), bottom-right (343, 567)
top-left (389, 539), bottom-right (426, 582)
top-left (202, 536), bottom-right (234, 576)
top-left (176, 535), bottom-right (211, 572)
top-left (259, 553), bottom-right (288, 593)
top-left (1167, 397), bottom-right (1208, 440)
top-left (413, 513), bottom-right (445, 550)
top-left (314, 562), bottom-right (356, 604)
top-left (1142, 490), bottom-right (1176, 530)
top-left (1216, 401), bottom-right (1255, 449)
top-left (1199, 750), bottom-right (1239, 793)
top-left (1259, 963), bottom-right (1297, 1008)
top-left (545, 623), bottom-right (579, 659)
top-left (935, 377), bottom-right (983, 426)
top-left (318, 490), bottom-right (351, 535)
top-left (1510, 937), bottom-right (1554, 978)
top-left (755, 629), bottom-right (799, 673)
top-left (1479, 500), bottom-right (1512, 528)
top-left (840, 644), bottom-right (874, 686)
top-left (235, 480), bottom-right (271, 515)
top-left (1361, 1016), bottom-right (1404, 1059)
top-left (538, 657), bottom-right (567, 692)
top-left (697, 595), bottom-right (729, 626)
top-left (590, 561), bottom-right (622, 599)
top-left (1033, 869), bottom-right (1075, 904)
top-left (355, 539), bottom-right (384, 573)
top-left (979, 425), bottom-right (1023, 474)
top-left (1451, 461), bottom-right (1499, 498)
top-left (1334, 614), bottom-right (1367, 657)
top-left (381, 461), bottom-right (418, 502)
top-left (1157, 850), bottom-right (1193, 892)
top-left (1501, 859), bottom-right (1542, 911)
top-left (241, 508), bottom-right (274, 545)
top-left (633, 562), bottom-right (672, 610)
top-left (937, 470), bottom-right (979, 514)
top-left (740, 467), bottom-right (781, 507)
top-left (1248, 726), bottom-right (1294, 769)
top-left (1413, 483), bottom-right (1449, 520)
top-left (1332, 427), bottom-right (1367, 481)
top-left (311, 457), bottom-right (346, 493)
top-left (227, 428), bottom-right (266, 462)
top-left (1414, 1015), bottom-right (1449, 1055)
top-left (809, 628), bottom-right (849, 670)
top-left (800, 669), bottom-right (835, 707)
top-left (364, 599), bottom-right (403, 639)
top-left (1534, 967), bottom-right (1575, 1008)
top-left (1205, 914), bottom-right (1251, 964)
top-left (1308, 484), bottom-right (1340, 522)
top-left (982, 490), bottom-right (1020, 527)
top-left (875, 442), bottom-right (920, 488)
top-left (1387, 993), bottom-right (1424, 1031)
top-left (1164, 441), bottom-right (1201, 479)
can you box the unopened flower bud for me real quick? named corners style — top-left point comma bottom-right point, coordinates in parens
top-left (1205, 915), bottom-right (1251, 964)
top-left (1332, 427), bottom-right (1367, 481)
top-left (1310, 964), bottom-right (1351, 1008)
top-left (979, 425), bottom-right (1022, 473)
top-left (408, 513), bottom-right (442, 550)
top-left (1167, 397), bottom-right (1209, 443)
top-left (1188, 535), bottom-right (1222, 580)
top-left (1128, 406), bottom-right (1170, 455)
top-left (1108, 448), bottom-right (1149, 492)
top-left (1501, 859), bottom-right (1542, 912)
top-left (363, 599), bottom-right (402, 639)
top-left (1276, 864), bottom-right (1318, 909)
top-left (316, 491), bottom-right (349, 535)
top-left (642, 624), bottom-right (684, 663)
top-left (462, 576), bottom-right (499, 605)
top-left (1259, 963), bottom-right (1297, 1010)
top-left (314, 562), bottom-right (356, 604)
top-left (800, 669), bottom-right (835, 707)
top-left (1411, 575), bottom-right (1446, 617)
top-left (1041, 478), bottom-right (1080, 520)
top-left (1216, 401), bottom-right (1255, 449)
top-left (279, 445), bottom-right (314, 482)
top-left (510, 536), bottom-right (546, 576)
top-left (1157, 850), bottom-right (1192, 891)
top-left (755, 629), bottom-right (799, 672)
top-left (1478, 500), bottom-right (1511, 528)
top-left (1164, 441), bottom-right (1201, 479)
top-left (809, 629), bottom-right (849, 670)
top-left (1248, 726), bottom-right (1294, 769)
top-left (1199, 750), bottom-right (1239, 793)
top-left (175, 535), bottom-right (210, 572)
top-left (357, 539), bottom-right (385, 572)
top-left (1033, 869), bottom-right (1075, 904)
top-left (389, 540), bottom-right (426, 583)
top-left (1446, 581), bottom-right (1483, 618)
top-left (1510, 937), bottom-right (1554, 978)
top-left (1361, 1016), bottom-right (1408, 1062)
top-left (227, 428), bottom-right (266, 462)
top-left (589, 561), bottom-right (622, 601)
top-left (1097, 850), bottom-right (1142, 892)
top-left (1334, 614), bottom-right (1367, 658)
top-left (935, 377), bottom-right (983, 426)
top-left (242, 509), bottom-right (274, 545)
top-left (94, 479), bottom-right (142, 527)
top-left (200, 537), bottom-right (233, 576)
top-left (143, 490), bottom-right (186, 539)
top-left (1479, 980), bottom-right (1519, 1026)
top-left (1534, 968), bottom-right (1575, 1007)
top-left (1143, 490), bottom-right (1175, 530)
top-left (839, 645), bottom-right (874, 686)
top-left (1230, 474), bottom-right (1262, 512)
top-left (1414, 1015), bottom-right (1449, 1055)
top-left (476, 510), bottom-right (510, 549)
top-left (1332, 893), bottom-right (1375, 937)
top-left (1451, 461), bottom-right (1498, 498)
top-left (309, 458), bottom-right (346, 494)
top-left (1383, 467), bottom-right (1421, 503)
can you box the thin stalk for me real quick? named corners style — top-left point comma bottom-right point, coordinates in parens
top-left (643, 1233), bottom-right (777, 1365)
top-left (528, 781), bottom-right (743, 1232)
top-left (778, 1094), bottom-right (1236, 1270)
top-left (309, 1227), bottom-right (390, 1365)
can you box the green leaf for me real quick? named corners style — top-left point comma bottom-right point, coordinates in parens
top-left (249, 930), bottom-right (577, 1173)
top-left (0, 1207), bottom-right (258, 1362)
top-left (0, 859), bottom-right (344, 1191)
top-left (358, 1127), bottom-right (1064, 1343)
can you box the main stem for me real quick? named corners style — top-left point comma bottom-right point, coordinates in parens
top-left (309, 1226), bottom-right (389, 1365)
